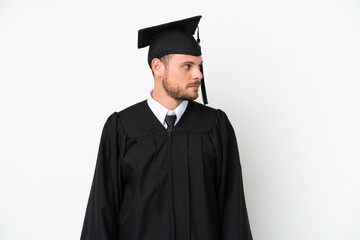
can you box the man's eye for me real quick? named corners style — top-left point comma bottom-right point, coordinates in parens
top-left (184, 64), bottom-right (191, 69)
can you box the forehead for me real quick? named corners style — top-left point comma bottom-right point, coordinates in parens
top-left (170, 54), bottom-right (203, 64)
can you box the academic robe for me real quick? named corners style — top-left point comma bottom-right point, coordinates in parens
top-left (81, 100), bottom-right (252, 240)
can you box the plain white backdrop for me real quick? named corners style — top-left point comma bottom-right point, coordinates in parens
top-left (1, 0), bottom-right (360, 239)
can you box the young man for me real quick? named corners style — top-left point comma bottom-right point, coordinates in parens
top-left (81, 16), bottom-right (252, 240)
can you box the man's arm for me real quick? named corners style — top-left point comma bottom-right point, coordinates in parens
top-left (81, 113), bottom-right (123, 240)
top-left (217, 111), bottom-right (253, 240)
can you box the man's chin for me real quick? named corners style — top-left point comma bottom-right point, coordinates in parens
top-left (184, 89), bottom-right (199, 101)
top-left (172, 94), bottom-right (198, 101)
top-left (182, 93), bottom-right (198, 101)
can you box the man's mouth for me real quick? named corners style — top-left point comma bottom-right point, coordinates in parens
top-left (187, 82), bottom-right (201, 89)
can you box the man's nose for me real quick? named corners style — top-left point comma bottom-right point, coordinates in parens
top-left (193, 65), bottom-right (203, 80)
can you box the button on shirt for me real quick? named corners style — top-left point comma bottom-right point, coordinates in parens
top-left (147, 91), bottom-right (188, 129)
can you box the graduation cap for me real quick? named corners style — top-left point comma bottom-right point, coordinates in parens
top-left (138, 15), bottom-right (208, 105)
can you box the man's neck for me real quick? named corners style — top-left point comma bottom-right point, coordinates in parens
top-left (152, 88), bottom-right (182, 110)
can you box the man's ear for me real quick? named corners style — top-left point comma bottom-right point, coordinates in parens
top-left (151, 58), bottom-right (163, 75)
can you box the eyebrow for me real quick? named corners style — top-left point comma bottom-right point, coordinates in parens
top-left (181, 61), bottom-right (204, 65)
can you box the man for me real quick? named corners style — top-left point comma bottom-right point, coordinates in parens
top-left (81, 15), bottom-right (252, 240)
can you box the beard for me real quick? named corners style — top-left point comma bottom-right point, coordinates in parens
top-left (162, 72), bottom-right (200, 101)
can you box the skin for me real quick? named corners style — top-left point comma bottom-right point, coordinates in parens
top-left (151, 54), bottom-right (203, 110)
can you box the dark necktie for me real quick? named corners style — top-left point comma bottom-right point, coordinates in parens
top-left (165, 115), bottom-right (176, 133)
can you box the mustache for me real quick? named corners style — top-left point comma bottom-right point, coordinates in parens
top-left (186, 81), bottom-right (201, 88)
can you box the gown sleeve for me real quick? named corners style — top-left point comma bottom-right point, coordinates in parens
top-left (80, 113), bottom-right (125, 240)
top-left (215, 110), bottom-right (253, 240)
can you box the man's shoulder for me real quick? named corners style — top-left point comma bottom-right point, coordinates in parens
top-left (189, 100), bottom-right (217, 112)
top-left (114, 100), bottom-right (229, 121)
top-left (171, 101), bottom-right (226, 133)
top-left (111, 100), bottom-right (160, 138)
top-left (118, 100), bottom-right (148, 116)
top-left (104, 100), bottom-right (147, 125)
top-left (117, 100), bottom-right (220, 118)
top-left (106, 100), bottom-right (231, 136)
top-left (189, 101), bottom-right (235, 130)
top-left (189, 100), bottom-right (233, 120)
top-left (186, 101), bottom-right (219, 120)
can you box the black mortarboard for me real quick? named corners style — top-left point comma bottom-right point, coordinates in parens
top-left (138, 15), bottom-right (208, 104)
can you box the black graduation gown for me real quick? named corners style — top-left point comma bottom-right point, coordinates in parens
top-left (81, 100), bottom-right (252, 240)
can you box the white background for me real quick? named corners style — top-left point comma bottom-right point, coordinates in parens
top-left (1, 0), bottom-right (360, 239)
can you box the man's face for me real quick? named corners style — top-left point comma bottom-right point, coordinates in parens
top-left (161, 54), bottom-right (203, 101)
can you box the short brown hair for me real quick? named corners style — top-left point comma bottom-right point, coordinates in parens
top-left (151, 54), bottom-right (173, 75)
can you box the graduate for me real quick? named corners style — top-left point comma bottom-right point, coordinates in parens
top-left (81, 15), bottom-right (253, 240)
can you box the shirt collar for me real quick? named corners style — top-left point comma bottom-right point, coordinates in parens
top-left (147, 90), bottom-right (188, 127)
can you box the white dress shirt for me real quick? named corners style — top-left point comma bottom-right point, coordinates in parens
top-left (147, 90), bottom-right (188, 128)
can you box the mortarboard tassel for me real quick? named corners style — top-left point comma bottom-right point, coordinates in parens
top-left (199, 64), bottom-right (208, 105)
top-left (197, 27), bottom-right (208, 105)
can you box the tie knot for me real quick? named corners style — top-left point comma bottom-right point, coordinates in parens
top-left (165, 115), bottom-right (176, 129)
